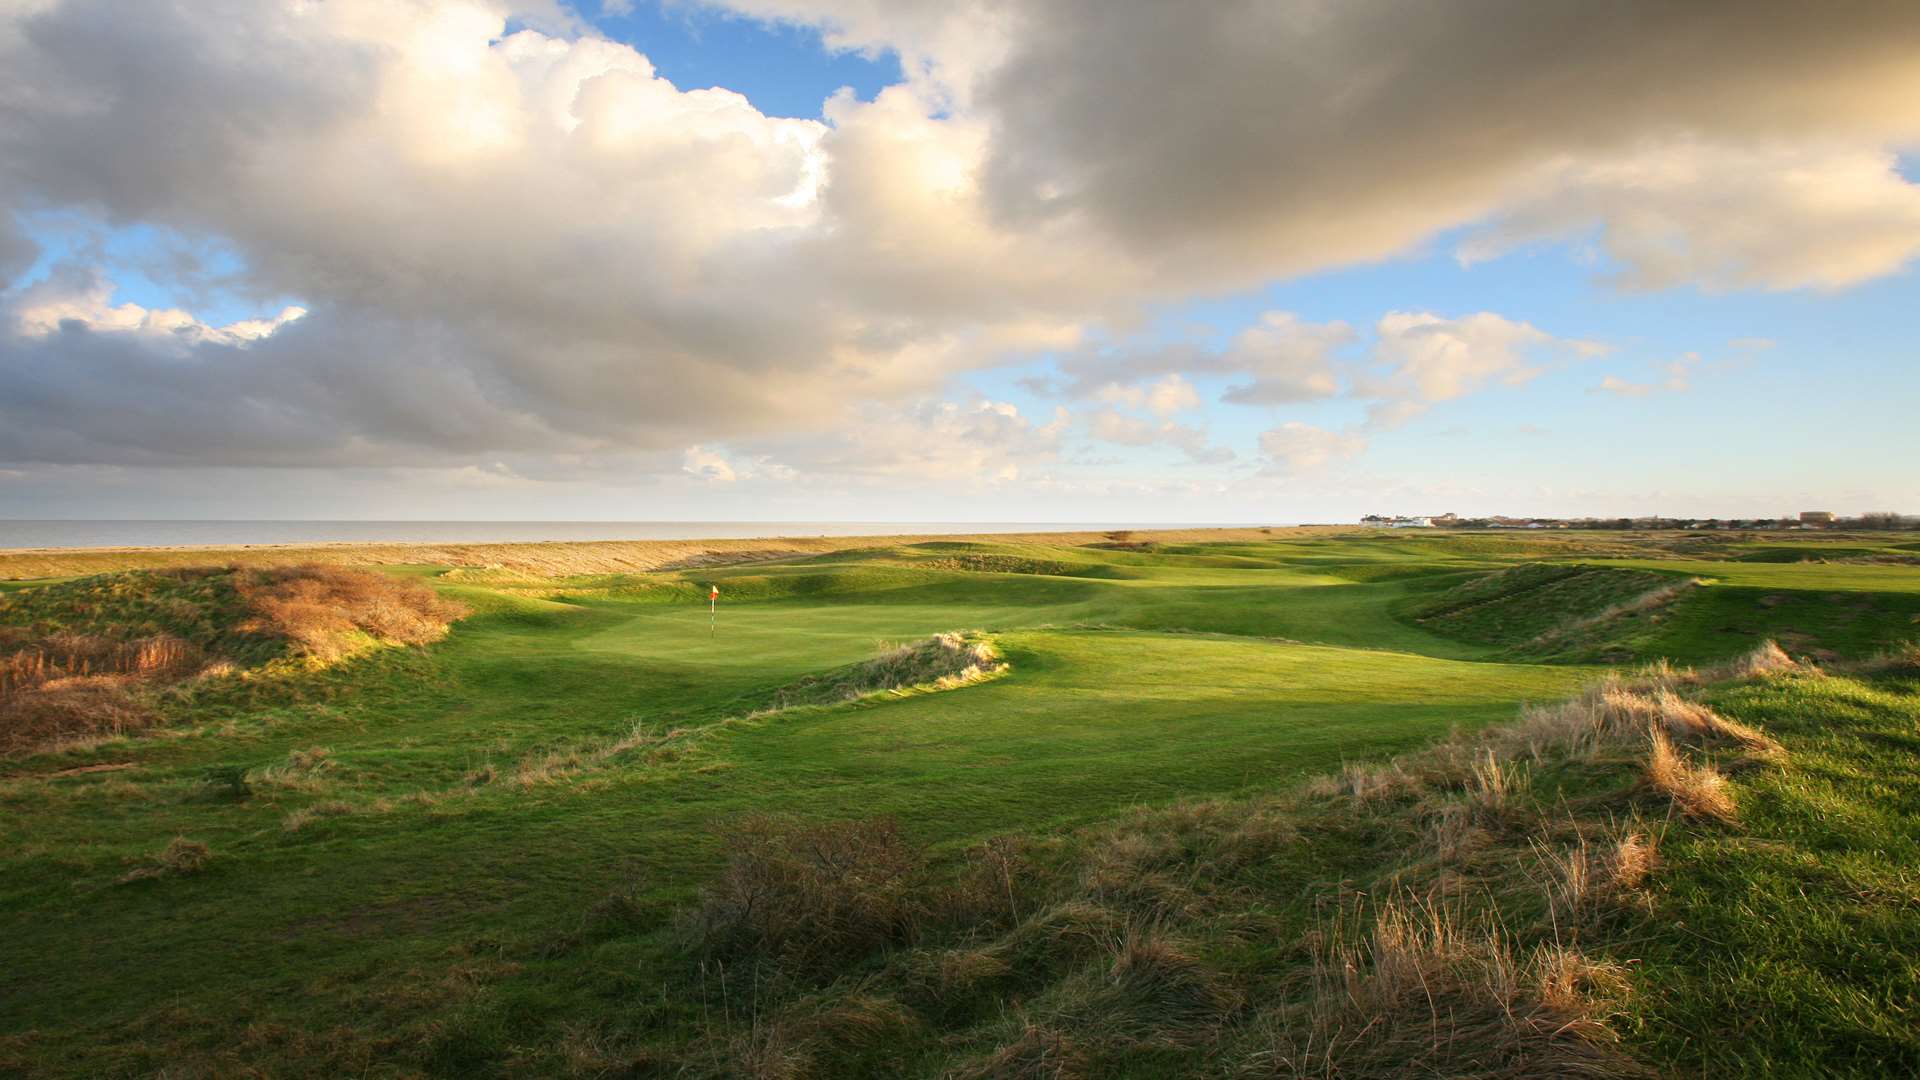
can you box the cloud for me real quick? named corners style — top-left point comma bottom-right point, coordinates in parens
top-left (1461, 143), bottom-right (1920, 291)
top-left (1043, 311), bottom-right (1352, 410)
top-left (1216, 313), bottom-right (1351, 405)
top-left (682, 445), bottom-right (738, 483)
top-left (761, 398), bottom-right (1069, 484)
top-left (1368, 311), bottom-right (1569, 402)
top-left (1085, 407), bottom-right (1232, 465)
top-left (1092, 373), bottom-right (1199, 417)
top-left (0, 214), bottom-right (36, 288)
top-left (1591, 353), bottom-right (1701, 397)
top-left (1258, 422), bottom-right (1365, 475)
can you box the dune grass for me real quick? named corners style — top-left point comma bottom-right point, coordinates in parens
top-left (0, 529), bottom-right (1915, 1076)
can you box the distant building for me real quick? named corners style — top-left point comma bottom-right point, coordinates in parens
top-left (1800, 511), bottom-right (1835, 526)
top-left (1391, 516), bottom-right (1434, 528)
top-left (1360, 515), bottom-right (1391, 527)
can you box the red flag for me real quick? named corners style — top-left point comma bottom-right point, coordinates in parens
top-left (709, 585), bottom-right (719, 600)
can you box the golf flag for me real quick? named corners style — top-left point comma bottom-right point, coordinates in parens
top-left (710, 585), bottom-right (720, 601)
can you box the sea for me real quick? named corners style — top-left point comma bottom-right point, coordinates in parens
top-left (0, 521), bottom-right (1259, 551)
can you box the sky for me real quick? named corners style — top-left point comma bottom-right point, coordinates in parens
top-left (1, 0), bottom-right (1917, 524)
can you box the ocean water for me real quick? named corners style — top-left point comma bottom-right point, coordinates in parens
top-left (0, 521), bottom-right (1250, 551)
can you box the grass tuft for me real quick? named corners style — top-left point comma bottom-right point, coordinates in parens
top-left (1644, 730), bottom-right (1736, 822)
top-left (118, 836), bottom-right (214, 884)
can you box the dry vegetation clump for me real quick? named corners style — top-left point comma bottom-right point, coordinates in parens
top-left (1084, 927), bottom-right (1241, 1044)
top-left (1477, 663), bottom-right (1785, 770)
top-left (233, 564), bottom-right (470, 662)
top-left (690, 815), bottom-right (932, 971)
top-left (1252, 899), bottom-right (1639, 1078)
top-left (250, 746), bottom-right (337, 793)
top-left (0, 674), bottom-right (157, 753)
top-left (1713, 638), bottom-right (1798, 681)
top-left (1644, 730), bottom-right (1736, 822)
top-left (282, 800), bottom-right (356, 833)
top-left (1534, 830), bottom-right (1661, 927)
top-left (1848, 640), bottom-right (1920, 675)
top-left (118, 836), bottom-right (214, 884)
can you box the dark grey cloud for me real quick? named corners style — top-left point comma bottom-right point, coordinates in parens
top-left (973, 0), bottom-right (1920, 278)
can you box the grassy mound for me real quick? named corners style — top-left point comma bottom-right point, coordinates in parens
top-left (574, 644), bottom-right (1915, 1078)
top-left (0, 565), bottom-right (466, 754)
top-left (767, 631), bottom-right (1004, 709)
top-left (1414, 563), bottom-right (1694, 661)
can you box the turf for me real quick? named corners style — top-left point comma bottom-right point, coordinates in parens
top-left (0, 529), bottom-right (1915, 1076)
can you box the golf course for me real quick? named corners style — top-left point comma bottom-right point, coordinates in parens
top-left (2, 527), bottom-right (1917, 1077)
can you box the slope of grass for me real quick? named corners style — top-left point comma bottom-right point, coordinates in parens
top-left (1412, 562), bottom-right (1683, 657)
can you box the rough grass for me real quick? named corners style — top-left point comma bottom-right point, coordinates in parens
top-left (620, 660), bottom-right (1808, 1077)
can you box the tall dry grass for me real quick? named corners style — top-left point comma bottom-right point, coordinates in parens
top-left (1255, 896), bottom-right (1637, 1077)
top-left (233, 565), bottom-right (469, 661)
top-left (0, 634), bottom-right (199, 697)
top-left (0, 675), bottom-right (157, 753)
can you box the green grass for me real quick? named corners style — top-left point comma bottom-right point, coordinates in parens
top-left (1624, 666), bottom-right (1920, 1076)
top-left (0, 529), bottom-right (1916, 1076)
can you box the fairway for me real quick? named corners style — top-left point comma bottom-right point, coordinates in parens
top-left (2, 529), bottom-right (1917, 1076)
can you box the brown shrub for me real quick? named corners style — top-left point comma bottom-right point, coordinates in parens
top-left (691, 815), bottom-right (929, 969)
top-left (233, 565), bottom-right (469, 661)
top-left (0, 674), bottom-right (156, 753)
